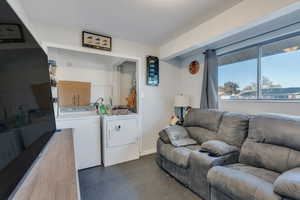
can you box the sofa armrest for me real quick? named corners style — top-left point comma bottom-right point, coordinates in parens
top-left (190, 151), bottom-right (240, 172)
top-left (274, 167), bottom-right (300, 200)
top-left (159, 126), bottom-right (197, 147)
top-left (158, 130), bottom-right (171, 144)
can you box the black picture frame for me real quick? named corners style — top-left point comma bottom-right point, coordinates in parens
top-left (146, 56), bottom-right (159, 86)
top-left (0, 23), bottom-right (24, 43)
top-left (82, 31), bottom-right (112, 51)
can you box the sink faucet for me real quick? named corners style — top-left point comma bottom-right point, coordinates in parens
top-left (93, 97), bottom-right (104, 107)
top-left (92, 97), bottom-right (104, 114)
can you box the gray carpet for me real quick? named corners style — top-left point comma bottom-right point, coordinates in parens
top-left (79, 154), bottom-right (201, 200)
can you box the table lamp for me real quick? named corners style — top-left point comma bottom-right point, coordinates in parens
top-left (174, 94), bottom-right (190, 124)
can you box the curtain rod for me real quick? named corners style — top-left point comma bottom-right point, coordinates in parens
top-left (203, 49), bottom-right (216, 55)
top-left (215, 20), bottom-right (300, 52)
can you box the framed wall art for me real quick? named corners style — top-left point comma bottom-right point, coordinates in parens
top-left (82, 31), bottom-right (112, 51)
top-left (146, 56), bottom-right (159, 86)
top-left (0, 23), bottom-right (24, 43)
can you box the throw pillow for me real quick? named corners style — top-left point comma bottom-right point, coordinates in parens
top-left (165, 125), bottom-right (197, 147)
top-left (201, 140), bottom-right (239, 156)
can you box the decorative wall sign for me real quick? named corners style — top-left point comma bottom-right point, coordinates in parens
top-left (82, 31), bottom-right (112, 51)
top-left (146, 56), bottom-right (159, 86)
top-left (189, 60), bottom-right (200, 75)
top-left (0, 24), bottom-right (24, 43)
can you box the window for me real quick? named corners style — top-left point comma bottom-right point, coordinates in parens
top-left (218, 34), bottom-right (300, 100)
top-left (261, 35), bottom-right (300, 100)
top-left (218, 47), bottom-right (258, 100)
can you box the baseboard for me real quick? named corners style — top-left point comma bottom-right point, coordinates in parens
top-left (141, 148), bottom-right (157, 156)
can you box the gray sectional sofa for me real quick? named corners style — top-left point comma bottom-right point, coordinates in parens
top-left (156, 109), bottom-right (300, 200)
top-left (156, 109), bottom-right (249, 200)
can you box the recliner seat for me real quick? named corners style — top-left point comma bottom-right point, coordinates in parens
top-left (156, 109), bottom-right (249, 200)
top-left (208, 114), bottom-right (300, 200)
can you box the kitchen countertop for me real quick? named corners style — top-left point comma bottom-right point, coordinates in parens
top-left (56, 111), bottom-right (139, 121)
top-left (56, 111), bottom-right (100, 121)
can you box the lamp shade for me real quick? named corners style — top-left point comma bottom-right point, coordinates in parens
top-left (174, 94), bottom-right (190, 107)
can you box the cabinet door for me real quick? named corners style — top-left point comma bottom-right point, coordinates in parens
top-left (76, 84), bottom-right (91, 106)
top-left (58, 81), bottom-right (91, 107)
top-left (74, 118), bottom-right (101, 170)
top-left (58, 81), bottom-right (77, 107)
top-left (56, 118), bottom-right (101, 170)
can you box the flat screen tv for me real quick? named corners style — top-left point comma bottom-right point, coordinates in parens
top-left (0, 1), bottom-right (56, 199)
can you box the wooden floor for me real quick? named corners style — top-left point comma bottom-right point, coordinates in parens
top-left (78, 154), bottom-right (201, 200)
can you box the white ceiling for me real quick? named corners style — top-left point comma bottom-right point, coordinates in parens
top-left (21, 0), bottom-right (242, 46)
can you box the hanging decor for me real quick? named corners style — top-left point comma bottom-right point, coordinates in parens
top-left (189, 60), bottom-right (200, 75)
top-left (82, 31), bottom-right (112, 51)
top-left (146, 56), bottom-right (159, 86)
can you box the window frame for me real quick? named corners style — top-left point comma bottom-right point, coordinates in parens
top-left (218, 31), bottom-right (300, 102)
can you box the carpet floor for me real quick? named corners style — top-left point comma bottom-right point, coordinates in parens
top-left (79, 154), bottom-right (201, 200)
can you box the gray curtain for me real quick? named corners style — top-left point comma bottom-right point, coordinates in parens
top-left (200, 49), bottom-right (218, 109)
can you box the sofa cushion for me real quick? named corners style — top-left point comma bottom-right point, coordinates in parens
top-left (171, 138), bottom-right (197, 147)
top-left (240, 140), bottom-right (300, 173)
top-left (164, 125), bottom-right (197, 147)
top-left (184, 109), bottom-right (224, 132)
top-left (208, 164), bottom-right (281, 200)
top-left (248, 114), bottom-right (300, 151)
top-left (201, 140), bottom-right (239, 156)
top-left (274, 168), bottom-right (300, 200)
top-left (157, 139), bottom-right (201, 168)
top-left (227, 164), bottom-right (280, 183)
top-left (216, 112), bottom-right (249, 147)
top-left (185, 145), bottom-right (203, 151)
top-left (239, 114), bottom-right (300, 173)
top-left (186, 127), bottom-right (217, 144)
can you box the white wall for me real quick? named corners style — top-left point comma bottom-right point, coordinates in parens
top-left (173, 0), bottom-right (300, 116)
top-left (178, 51), bottom-right (300, 116)
top-left (32, 22), bottom-right (179, 154)
top-left (11, 0), bottom-right (300, 158)
top-left (119, 62), bottom-right (136, 106)
top-left (160, 0), bottom-right (300, 59)
top-left (7, 0), bottom-right (45, 50)
top-left (48, 47), bottom-right (122, 105)
top-left (220, 101), bottom-right (300, 116)
top-left (179, 52), bottom-right (300, 116)
top-left (141, 62), bottom-right (179, 152)
top-left (177, 54), bottom-right (205, 108)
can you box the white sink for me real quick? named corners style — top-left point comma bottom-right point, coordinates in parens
top-left (56, 111), bottom-right (99, 120)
